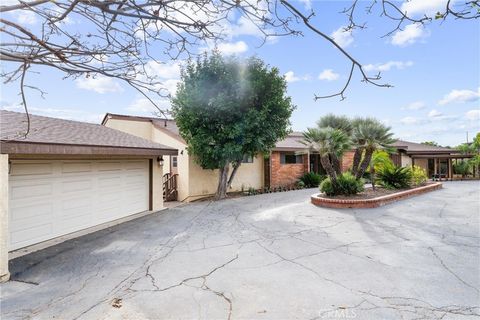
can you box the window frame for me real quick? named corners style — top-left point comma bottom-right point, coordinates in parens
top-left (280, 153), bottom-right (303, 164)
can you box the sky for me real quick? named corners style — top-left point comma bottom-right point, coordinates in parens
top-left (1, 0), bottom-right (479, 147)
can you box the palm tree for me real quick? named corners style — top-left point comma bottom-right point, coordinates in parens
top-left (316, 114), bottom-right (352, 173)
top-left (351, 117), bottom-right (378, 176)
top-left (303, 127), bottom-right (351, 187)
top-left (354, 120), bottom-right (395, 180)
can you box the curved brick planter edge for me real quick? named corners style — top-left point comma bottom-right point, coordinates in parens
top-left (311, 182), bottom-right (443, 209)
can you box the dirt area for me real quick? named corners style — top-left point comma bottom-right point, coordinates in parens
top-left (320, 186), bottom-right (410, 200)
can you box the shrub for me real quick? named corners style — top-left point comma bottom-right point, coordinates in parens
top-left (453, 160), bottom-right (470, 176)
top-left (299, 172), bottom-right (324, 188)
top-left (337, 172), bottom-right (364, 195)
top-left (296, 180), bottom-right (306, 189)
top-left (411, 166), bottom-right (428, 186)
top-left (320, 172), bottom-right (364, 196)
top-left (377, 166), bottom-right (412, 189)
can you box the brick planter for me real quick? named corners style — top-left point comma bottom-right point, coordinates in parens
top-left (311, 182), bottom-right (443, 209)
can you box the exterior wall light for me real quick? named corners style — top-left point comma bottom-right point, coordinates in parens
top-left (157, 156), bottom-right (164, 167)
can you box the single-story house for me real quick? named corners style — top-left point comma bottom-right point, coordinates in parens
top-left (0, 110), bottom-right (177, 282)
top-left (102, 114), bottom-right (264, 202)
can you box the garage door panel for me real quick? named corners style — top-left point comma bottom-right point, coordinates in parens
top-left (10, 163), bottom-right (53, 176)
top-left (9, 160), bottom-right (149, 250)
top-left (61, 162), bottom-right (92, 174)
top-left (10, 202), bottom-right (53, 222)
top-left (10, 182), bottom-right (53, 200)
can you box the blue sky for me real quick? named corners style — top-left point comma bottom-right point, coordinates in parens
top-left (1, 0), bottom-right (479, 146)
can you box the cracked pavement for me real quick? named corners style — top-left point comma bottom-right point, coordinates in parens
top-left (1, 181), bottom-right (479, 319)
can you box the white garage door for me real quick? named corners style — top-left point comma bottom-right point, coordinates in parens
top-left (8, 160), bottom-right (149, 250)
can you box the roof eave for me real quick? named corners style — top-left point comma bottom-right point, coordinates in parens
top-left (0, 141), bottom-right (178, 156)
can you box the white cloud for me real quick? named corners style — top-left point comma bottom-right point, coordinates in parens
top-left (331, 26), bottom-right (353, 48)
top-left (400, 116), bottom-right (421, 125)
top-left (428, 109), bottom-right (443, 118)
top-left (466, 109), bottom-right (480, 121)
top-left (17, 10), bottom-right (37, 25)
top-left (318, 69), bottom-right (339, 81)
top-left (217, 41), bottom-right (248, 54)
top-left (402, 101), bottom-right (426, 110)
top-left (143, 60), bottom-right (181, 79)
top-left (400, 0), bottom-right (453, 16)
top-left (284, 71), bottom-right (310, 83)
top-left (75, 76), bottom-right (123, 94)
top-left (1, 104), bottom-right (103, 123)
top-left (438, 88), bottom-right (480, 105)
top-left (298, 0), bottom-right (312, 9)
top-left (364, 61), bottom-right (413, 72)
top-left (126, 97), bottom-right (171, 114)
top-left (391, 24), bottom-right (429, 47)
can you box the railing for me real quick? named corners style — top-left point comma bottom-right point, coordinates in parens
top-left (163, 173), bottom-right (178, 201)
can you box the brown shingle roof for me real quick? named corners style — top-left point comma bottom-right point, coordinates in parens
top-left (1, 110), bottom-right (177, 156)
top-left (274, 132), bottom-right (306, 150)
top-left (392, 140), bottom-right (456, 154)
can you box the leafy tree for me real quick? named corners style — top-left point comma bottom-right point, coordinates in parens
top-left (316, 114), bottom-right (352, 174)
top-left (369, 150), bottom-right (394, 190)
top-left (171, 52), bottom-right (294, 200)
top-left (421, 141), bottom-right (440, 147)
top-left (302, 127), bottom-right (351, 192)
top-left (353, 119), bottom-right (395, 180)
top-left (351, 117), bottom-right (381, 177)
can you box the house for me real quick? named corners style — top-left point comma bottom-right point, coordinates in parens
top-left (0, 110), bottom-right (177, 282)
top-left (102, 114), bottom-right (264, 202)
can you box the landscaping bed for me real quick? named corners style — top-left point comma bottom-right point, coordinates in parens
top-left (311, 182), bottom-right (443, 208)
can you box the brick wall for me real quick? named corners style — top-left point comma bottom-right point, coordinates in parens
top-left (341, 150), bottom-right (355, 172)
top-left (270, 151), bottom-right (307, 188)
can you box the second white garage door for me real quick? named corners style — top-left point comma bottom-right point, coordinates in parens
top-left (8, 160), bottom-right (149, 250)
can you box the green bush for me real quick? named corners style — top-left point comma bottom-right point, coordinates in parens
top-left (299, 172), bottom-right (324, 188)
top-left (377, 166), bottom-right (412, 189)
top-left (453, 160), bottom-right (470, 176)
top-left (337, 172), bottom-right (364, 195)
top-left (411, 165), bottom-right (427, 186)
top-left (320, 172), bottom-right (364, 196)
top-left (319, 177), bottom-right (335, 196)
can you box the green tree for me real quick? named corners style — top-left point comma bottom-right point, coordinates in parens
top-left (353, 119), bottom-right (395, 180)
top-left (351, 117), bottom-right (381, 177)
top-left (369, 150), bottom-right (394, 190)
top-left (421, 141), bottom-right (440, 147)
top-left (303, 127), bottom-right (351, 191)
top-left (171, 52), bottom-right (294, 200)
top-left (316, 114), bottom-right (352, 174)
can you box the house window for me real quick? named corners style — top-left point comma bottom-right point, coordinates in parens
top-left (242, 154), bottom-right (254, 163)
top-left (280, 153), bottom-right (303, 164)
top-left (172, 156), bottom-right (178, 167)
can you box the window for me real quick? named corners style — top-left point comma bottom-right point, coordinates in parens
top-left (172, 156), bottom-right (178, 168)
top-left (280, 153), bottom-right (303, 164)
top-left (242, 154), bottom-right (254, 163)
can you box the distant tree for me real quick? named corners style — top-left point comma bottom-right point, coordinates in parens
top-left (421, 141), bottom-right (440, 147)
top-left (172, 52), bottom-right (294, 200)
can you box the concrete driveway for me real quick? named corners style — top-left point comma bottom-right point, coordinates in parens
top-left (1, 181), bottom-right (479, 319)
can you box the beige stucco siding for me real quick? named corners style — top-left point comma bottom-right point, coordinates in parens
top-left (0, 154), bottom-right (9, 282)
top-left (187, 154), bottom-right (264, 201)
top-left (401, 153), bottom-right (412, 167)
top-left (152, 129), bottom-right (189, 201)
top-left (152, 160), bottom-right (164, 211)
top-left (105, 118), bottom-right (153, 140)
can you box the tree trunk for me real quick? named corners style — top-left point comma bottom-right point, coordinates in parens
top-left (331, 154), bottom-right (341, 174)
top-left (371, 166), bottom-right (376, 191)
top-left (226, 161), bottom-right (241, 189)
top-left (214, 162), bottom-right (230, 200)
top-left (351, 147), bottom-right (363, 176)
top-left (320, 155), bottom-right (338, 184)
top-left (356, 148), bottom-right (374, 180)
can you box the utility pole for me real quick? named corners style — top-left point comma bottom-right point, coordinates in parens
top-left (466, 131), bottom-right (469, 144)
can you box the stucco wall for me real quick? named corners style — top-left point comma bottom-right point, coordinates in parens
top-left (187, 154), bottom-right (264, 201)
top-left (151, 160), bottom-right (164, 211)
top-left (105, 118), bottom-right (153, 140)
top-left (0, 154), bottom-right (9, 282)
top-left (270, 151), bottom-right (306, 188)
top-left (151, 129), bottom-right (190, 202)
top-left (401, 153), bottom-right (412, 167)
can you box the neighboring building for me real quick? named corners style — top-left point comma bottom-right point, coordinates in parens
top-left (0, 110), bottom-right (177, 282)
top-left (102, 114), bottom-right (264, 202)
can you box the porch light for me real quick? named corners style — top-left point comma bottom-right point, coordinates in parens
top-left (157, 156), bottom-right (164, 167)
